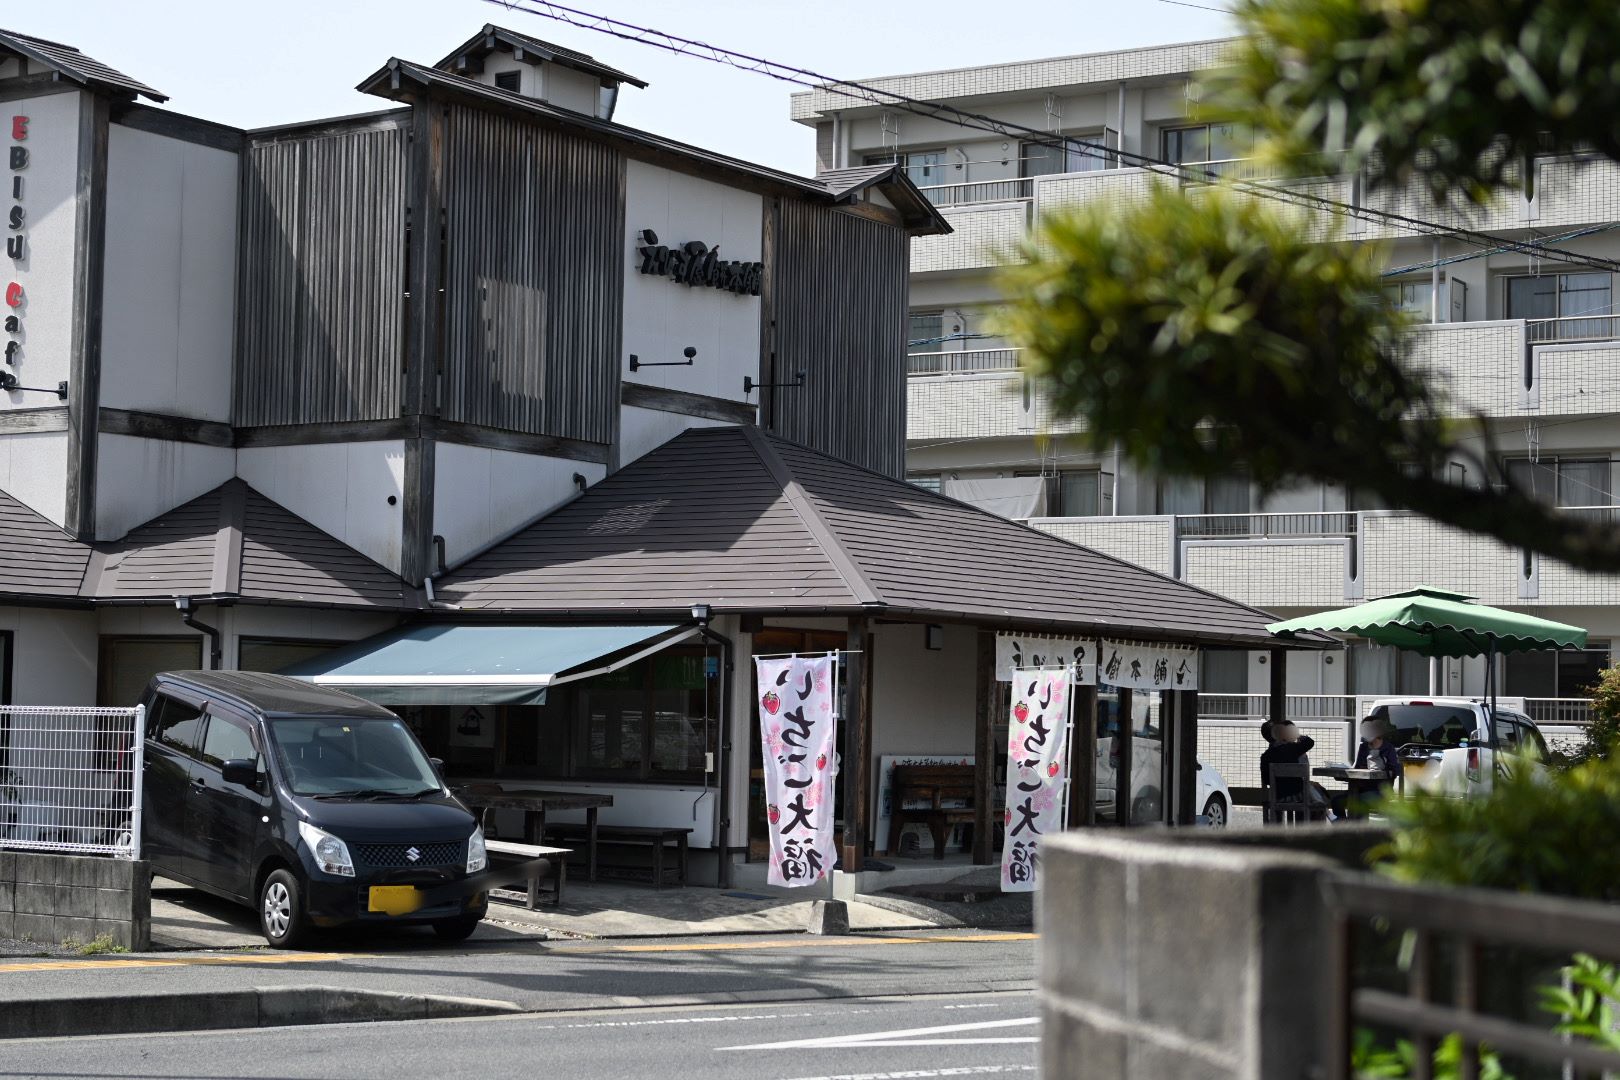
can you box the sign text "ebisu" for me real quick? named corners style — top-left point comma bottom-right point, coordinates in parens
top-left (636, 229), bottom-right (762, 296)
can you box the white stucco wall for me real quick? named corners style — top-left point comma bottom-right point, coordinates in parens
top-left (432, 442), bottom-right (608, 566)
top-left (618, 405), bottom-right (732, 470)
top-left (542, 64), bottom-right (601, 116)
top-left (0, 430), bottom-right (68, 525)
top-left (2, 90), bottom-right (81, 414)
top-left (94, 434), bottom-right (235, 541)
top-left (0, 606), bottom-right (97, 705)
top-left (621, 160), bottom-right (762, 407)
top-left (100, 123), bottom-right (238, 422)
top-left (236, 441), bottom-right (405, 573)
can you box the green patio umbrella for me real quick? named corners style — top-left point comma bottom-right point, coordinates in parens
top-left (1267, 586), bottom-right (1587, 751)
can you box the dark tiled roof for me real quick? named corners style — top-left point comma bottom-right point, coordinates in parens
top-left (816, 163), bottom-right (952, 236)
top-left (89, 480), bottom-right (415, 609)
top-left (441, 427), bottom-right (1286, 647)
top-left (0, 489), bottom-right (91, 599)
top-left (0, 29), bottom-right (165, 102)
top-left (817, 164), bottom-right (902, 199)
top-left (435, 24), bottom-right (648, 89)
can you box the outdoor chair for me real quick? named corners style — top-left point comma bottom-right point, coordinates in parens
top-left (1263, 762), bottom-right (1326, 825)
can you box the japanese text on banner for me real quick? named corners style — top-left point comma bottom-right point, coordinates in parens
top-left (1001, 667), bottom-right (1072, 893)
top-left (1097, 640), bottom-right (1199, 692)
top-left (755, 654), bottom-right (839, 888)
top-left (994, 633), bottom-right (1096, 684)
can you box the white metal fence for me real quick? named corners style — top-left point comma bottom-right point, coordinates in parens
top-left (0, 706), bottom-right (144, 859)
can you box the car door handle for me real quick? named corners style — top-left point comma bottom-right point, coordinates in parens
top-left (191, 775), bottom-right (206, 790)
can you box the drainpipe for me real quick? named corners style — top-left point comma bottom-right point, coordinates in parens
top-left (175, 598), bottom-right (223, 670)
top-left (695, 619), bottom-right (736, 889)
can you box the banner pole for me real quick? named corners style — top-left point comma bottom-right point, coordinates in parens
top-left (830, 651), bottom-right (841, 901)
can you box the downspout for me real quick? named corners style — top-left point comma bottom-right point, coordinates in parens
top-left (696, 622), bottom-right (736, 889)
top-left (176, 598), bottom-right (223, 670)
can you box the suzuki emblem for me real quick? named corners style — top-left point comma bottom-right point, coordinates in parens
top-left (405, 846), bottom-right (421, 863)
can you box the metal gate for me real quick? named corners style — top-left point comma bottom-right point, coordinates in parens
top-left (0, 706), bottom-right (145, 859)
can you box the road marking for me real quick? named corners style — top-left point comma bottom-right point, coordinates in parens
top-left (560, 932), bottom-right (1037, 955)
top-left (775, 1068), bottom-right (1034, 1080)
top-left (722, 1016), bottom-right (1039, 1050)
top-left (0, 951), bottom-right (358, 973)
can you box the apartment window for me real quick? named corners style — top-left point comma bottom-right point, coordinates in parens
top-left (1157, 471), bottom-right (1252, 516)
top-left (908, 474), bottom-right (942, 493)
top-left (908, 311), bottom-right (943, 354)
top-left (1505, 457), bottom-right (1613, 508)
top-left (1385, 277), bottom-right (1467, 323)
top-left (494, 70), bottom-right (521, 93)
top-left (1013, 469), bottom-right (1104, 517)
top-left (1019, 133), bottom-right (1114, 177)
top-left (1505, 272), bottom-right (1613, 341)
top-left (1348, 643), bottom-right (1432, 697)
top-left (1504, 644), bottom-right (1611, 700)
top-left (1162, 122), bottom-right (1252, 171)
top-left (1200, 650), bottom-right (1249, 693)
top-left (864, 149), bottom-right (947, 188)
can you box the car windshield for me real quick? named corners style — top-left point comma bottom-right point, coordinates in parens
top-left (265, 715), bottom-right (442, 797)
top-left (1370, 704), bottom-right (1481, 749)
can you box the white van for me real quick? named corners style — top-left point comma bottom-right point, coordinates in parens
top-left (1363, 697), bottom-right (1550, 797)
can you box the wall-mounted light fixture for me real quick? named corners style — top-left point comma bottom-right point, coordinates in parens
top-left (690, 603), bottom-right (712, 626)
top-left (925, 624), bottom-right (945, 651)
top-left (0, 374), bottom-right (65, 399)
top-left (743, 370), bottom-right (807, 394)
top-left (629, 346), bottom-right (697, 372)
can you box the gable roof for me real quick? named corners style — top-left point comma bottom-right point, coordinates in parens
top-left (815, 163), bottom-right (952, 235)
top-left (0, 28), bottom-right (166, 102)
top-left (358, 58), bottom-right (951, 237)
top-left (440, 426), bottom-right (1289, 648)
top-left (0, 488), bottom-right (92, 600)
top-left (84, 480), bottom-right (417, 609)
top-left (435, 24), bottom-right (648, 89)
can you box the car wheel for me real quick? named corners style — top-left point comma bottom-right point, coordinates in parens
top-left (431, 916), bottom-right (482, 942)
top-left (1130, 789), bottom-right (1161, 825)
top-left (260, 868), bottom-right (311, 949)
top-left (1202, 794), bottom-right (1228, 828)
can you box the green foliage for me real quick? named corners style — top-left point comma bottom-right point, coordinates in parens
top-left (1540, 953), bottom-right (1620, 1051)
top-left (1352, 1030), bottom-right (1510, 1079)
top-left (1208, 0), bottom-right (1620, 202)
top-left (1568, 664), bottom-right (1620, 766)
top-left (1371, 752), bottom-right (1620, 901)
top-left (67, 934), bottom-right (126, 956)
top-left (1000, 184), bottom-right (1620, 571)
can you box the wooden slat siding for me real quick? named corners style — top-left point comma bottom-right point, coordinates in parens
top-left (0, 491), bottom-right (93, 596)
top-left (769, 200), bottom-right (907, 478)
top-left (440, 104), bottom-right (623, 443)
top-left (234, 126), bottom-right (406, 427)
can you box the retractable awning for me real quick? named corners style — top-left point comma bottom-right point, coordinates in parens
top-left (280, 624), bottom-right (696, 706)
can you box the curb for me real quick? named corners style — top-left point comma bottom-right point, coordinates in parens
top-left (0, 985), bottom-right (521, 1040)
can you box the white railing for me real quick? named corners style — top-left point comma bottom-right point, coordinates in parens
top-left (907, 347), bottom-right (1023, 376)
top-left (1175, 512), bottom-right (1358, 540)
top-left (916, 177), bottom-right (1034, 207)
top-left (1526, 314), bottom-right (1620, 344)
top-left (0, 706), bottom-right (145, 859)
top-left (1523, 698), bottom-right (1592, 726)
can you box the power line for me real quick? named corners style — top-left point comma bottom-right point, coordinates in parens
top-left (1152, 0), bottom-right (1233, 11)
top-left (480, 0), bottom-right (1620, 274)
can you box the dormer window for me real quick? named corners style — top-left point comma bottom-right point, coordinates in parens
top-left (494, 70), bottom-right (520, 93)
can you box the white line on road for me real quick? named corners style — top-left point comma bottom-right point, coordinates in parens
top-left (721, 1017), bottom-right (1039, 1050)
top-left (772, 1066), bottom-right (1035, 1080)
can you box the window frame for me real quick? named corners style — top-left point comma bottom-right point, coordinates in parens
top-left (569, 646), bottom-right (718, 785)
top-left (148, 692), bottom-right (208, 759)
top-left (196, 708), bottom-right (262, 773)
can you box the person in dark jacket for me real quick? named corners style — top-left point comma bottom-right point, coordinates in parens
top-left (1259, 720), bottom-right (1315, 800)
top-left (1354, 718), bottom-right (1400, 775)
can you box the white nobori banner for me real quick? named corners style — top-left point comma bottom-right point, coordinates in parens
top-left (1001, 666), bottom-right (1073, 893)
top-left (755, 654), bottom-right (839, 888)
top-left (994, 633), bottom-right (1096, 684)
top-left (1097, 640), bottom-right (1199, 692)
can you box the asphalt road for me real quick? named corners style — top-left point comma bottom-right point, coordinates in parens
top-left (0, 930), bottom-right (1037, 1078)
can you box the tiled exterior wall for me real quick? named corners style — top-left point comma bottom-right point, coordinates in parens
top-left (1034, 170), bottom-right (1157, 221)
top-left (1181, 540), bottom-right (1349, 607)
top-left (1408, 321), bottom-right (1527, 417)
top-left (911, 204), bottom-right (1029, 274)
top-left (790, 40), bottom-right (1233, 121)
top-left (1030, 516), bottom-right (1173, 577)
top-left (1535, 341), bottom-right (1620, 417)
top-left (1531, 157), bottom-right (1620, 231)
top-left (907, 374), bottom-right (1085, 441)
top-left (1534, 559), bottom-right (1620, 606)
top-left (1361, 513), bottom-right (1523, 605)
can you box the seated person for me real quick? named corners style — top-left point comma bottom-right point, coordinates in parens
top-left (1259, 720), bottom-right (1315, 801)
top-left (1354, 718), bottom-right (1400, 775)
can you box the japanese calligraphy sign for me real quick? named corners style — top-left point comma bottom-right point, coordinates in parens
top-left (1097, 640), bottom-right (1200, 692)
top-left (994, 633), bottom-right (1096, 684)
top-left (1001, 667), bottom-right (1073, 893)
top-left (756, 654), bottom-right (839, 888)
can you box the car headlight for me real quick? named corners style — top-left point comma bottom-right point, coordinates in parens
top-left (298, 821), bottom-right (354, 877)
top-left (466, 827), bottom-right (487, 874)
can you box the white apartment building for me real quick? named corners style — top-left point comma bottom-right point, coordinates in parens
top-left (792, 39), bottom-right (1620, 725)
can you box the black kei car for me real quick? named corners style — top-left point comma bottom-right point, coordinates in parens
top-left (139, 671), bottom-right (487, 947)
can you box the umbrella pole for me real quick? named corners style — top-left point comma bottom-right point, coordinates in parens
top-left (1486, 639), bottom-right (1501, 754)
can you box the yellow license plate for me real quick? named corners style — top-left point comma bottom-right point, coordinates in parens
top-left (367, 885), bottom-right (422, 916)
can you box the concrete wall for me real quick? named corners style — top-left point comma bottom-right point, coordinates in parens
top-left (237, 440), bottom-right (405, 573)
top-left (0, 852), bottom-right (150, 950)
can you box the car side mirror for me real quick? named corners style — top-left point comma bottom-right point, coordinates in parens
top-left (221, 758), bottom-right (258, 788)
top-left (429, 756), bottom-right (446, 779)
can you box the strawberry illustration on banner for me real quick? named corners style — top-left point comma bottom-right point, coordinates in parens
top-left (755, 653), bottom-right (839, 888)
top-left (1001, 666), bottom-right (1073, 894)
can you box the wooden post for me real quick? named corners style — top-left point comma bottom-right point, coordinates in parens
top-left (1159, 690), bottom-right (1176, 826)
top-left (1269, 647), bottom-right (1288, 727)
top-left (973, 631), bottom-right (996, 864)
top-left (1176, 689), bottom-right (1199, 825)
top-left (1069, 684), bottom-right (1098, 828)
top-left (1114, 688), bottom-right (1134, 826)
top-left (841, 616), bottom-right (872, 874)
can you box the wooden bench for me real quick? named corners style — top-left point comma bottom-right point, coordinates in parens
top-left (544, 824), bottom-right (691, 889)
top-left (887, 764), bottom-right (977, 860)
top-left (485, 839), bottom-right (570, 909)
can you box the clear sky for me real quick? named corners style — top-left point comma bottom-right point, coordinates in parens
top-left (8, 0), bottom-right (1235, 174)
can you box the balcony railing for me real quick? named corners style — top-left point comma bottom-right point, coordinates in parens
top-left (907, 347), bottom-right (1023, 376)
top-left (1526, 313), bottom-right (1620, 343)
top-left (915, 177), bottom-right (1034, 207)
top-left (1176, 511), bottom-right (1358, 540)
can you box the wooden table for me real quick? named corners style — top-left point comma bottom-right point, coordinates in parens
top-left (1313, 766), bottom-right (1395, 815)
top-left (457, 788), bottom-right (613, 882)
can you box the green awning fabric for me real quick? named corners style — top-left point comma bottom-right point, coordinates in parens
top-left (280, 624), bottom-right (694, 706)
top-left (1266, 586), bottom-right (1587, 658)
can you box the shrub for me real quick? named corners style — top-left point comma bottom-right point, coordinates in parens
top-left (1568, 664), bottom-right (1620, 767)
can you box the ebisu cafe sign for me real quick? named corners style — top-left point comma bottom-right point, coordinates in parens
top-left (5, 112), bottom-right (26, 374)
top-left (636, 228), bottom-right (762, 297)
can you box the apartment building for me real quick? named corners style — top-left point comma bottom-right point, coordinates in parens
top-left (792, 40), bottom-right (1620, 724)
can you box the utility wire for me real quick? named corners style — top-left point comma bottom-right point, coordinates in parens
top-left (481, 0), bottom-right (1620, 274)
